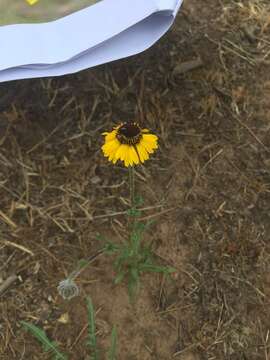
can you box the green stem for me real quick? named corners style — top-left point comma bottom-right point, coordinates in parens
top-left (128, 166), bottom-right (135, 208)
top-left (68, 250), bottom-right (104, 281)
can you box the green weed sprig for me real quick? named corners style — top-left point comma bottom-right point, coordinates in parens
top-left (21, 297), bottom-right (117, 360)
top-left (21, 321), bottom-right (67, 360)
top-left (105, 169), bottom-right (175, 299)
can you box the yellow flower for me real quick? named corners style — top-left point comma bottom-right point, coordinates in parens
top-left (102, 122), bottom-right (158, 167)
top-left (26, 0), bottom-right (39, 5)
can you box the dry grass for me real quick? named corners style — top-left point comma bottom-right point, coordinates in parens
top-left (0, 0), bottom-right (270, 359)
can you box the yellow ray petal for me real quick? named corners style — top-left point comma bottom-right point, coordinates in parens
top-left (102, 130), bottom-right (117, 142)
top-left (102, 139), bottom-right (120, 151)
top-left (108, 143), bottom-right (121, 161)
top-left (126, 146), bottom-right (135, 167)
top-left (142, 134), bottom-right (158, 143)
top-left (124, 153), bottom-right (130, 167)
top-left (125, 147), bottom-right (131, 167)
top-left (114, 144), bottom-right (129, 164)
top-left (130, 146), bottom-right (139, 165)
top-left (102, 139), bottom-right (120, 158)
top-left (141, 137), bottom-right (158, 153)
top-left (136, 143), bottom-right (149, 163)
top-left (127, 146), bottom-right (136, 167)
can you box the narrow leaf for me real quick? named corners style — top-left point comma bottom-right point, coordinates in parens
top-left (86, 297), bottom-right (99, 360)
top-left (108, 326), bottom-right (117, 360)
top-left (21, 321), bottom-right (67, 360)
top-left (114, 271), bottom-right (126, 285)
top-left (139, 264), bottom-right (176, 274)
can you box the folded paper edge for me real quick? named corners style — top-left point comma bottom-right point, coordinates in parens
top-left (0, 12), bottom-right (175, 82)
top-left (0, 0), bottom-right (184, 82)
top-left (0, 0), bottom-right (158, 70)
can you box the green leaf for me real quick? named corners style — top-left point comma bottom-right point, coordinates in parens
top-left (144, 219), bottom-right (156, 229)
top-left (165, 267), bottom-right (177, 274)
top-left (104, 242), bottom-right (120, 254)
top-left (21, 321), bottom-right (67, 360)
top-left (139, 264), bottom-right (176, 274)
top-left (114, 271), bottom-right (127, 285)
top-left (133, 221), bottom-right (146, 232)
top-left (134, 195), bottom-right (144, 207)
top-left (127, 273), bottom-right (140, 300)
top-left (86, 298), bottom-right (99, 360)
top-left (130, 268), bottom-right (139, 282)
top-left (127, 208), bottom-right (141, 217)
top-left (108, 326), bottom-right (117, 360)
top-left (77, 259), bottom-right (89, 269)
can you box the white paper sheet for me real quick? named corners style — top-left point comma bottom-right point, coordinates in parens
top-left (0, 0), bottom-right (183, 82)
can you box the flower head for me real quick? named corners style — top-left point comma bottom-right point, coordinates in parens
top-left (102, 122), bottom-right (158, 167)
top-left (57, 279), bottom-right (79, 300)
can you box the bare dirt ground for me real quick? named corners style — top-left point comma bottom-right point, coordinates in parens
top-left (1, 0), bottom-right (270, 359)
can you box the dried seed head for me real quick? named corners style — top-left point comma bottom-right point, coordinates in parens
top-left (57, 278), bottom-right (80, 300)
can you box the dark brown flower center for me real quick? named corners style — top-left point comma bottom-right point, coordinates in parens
top-left (117, 122), bottom-right (142, 145)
